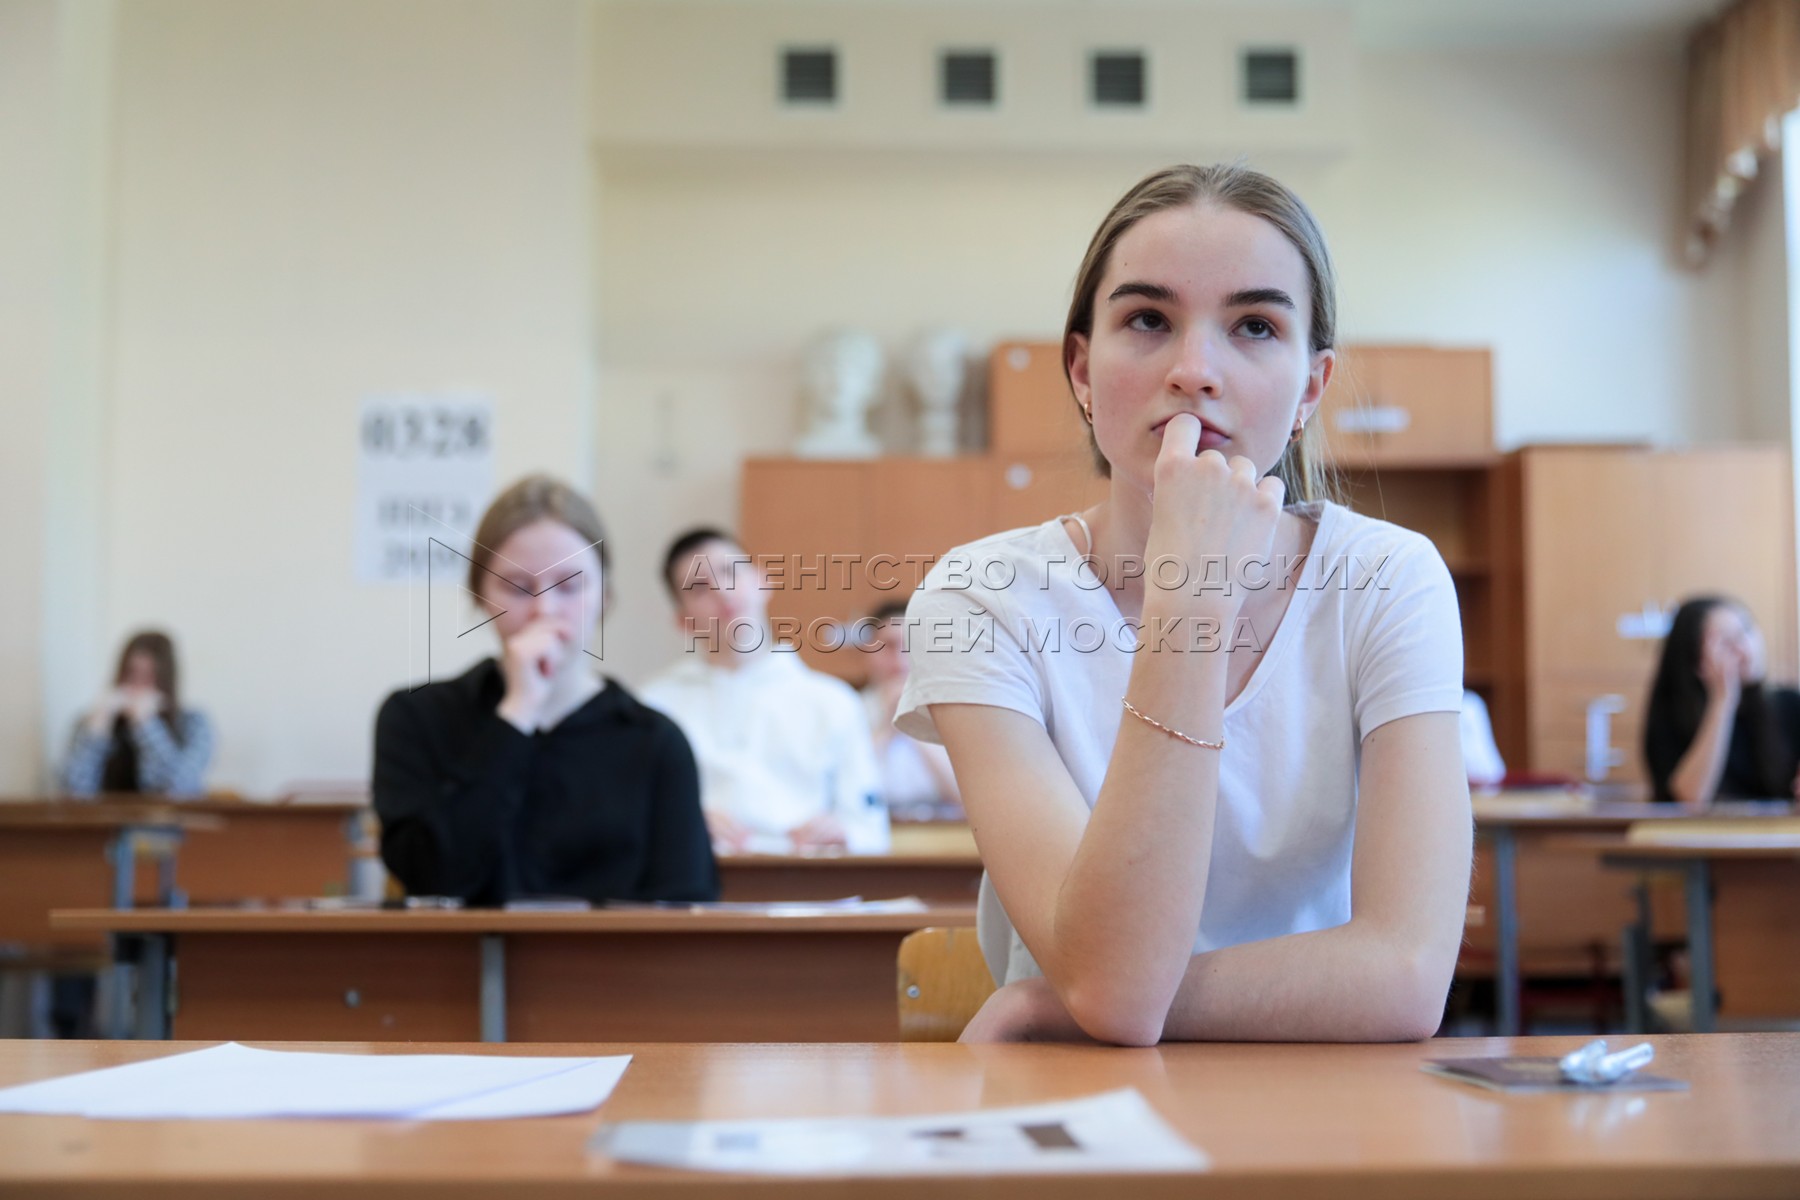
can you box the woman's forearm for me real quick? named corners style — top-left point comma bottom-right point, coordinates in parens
top-left (1668, 694), bottom-right (1736, 807)
top-left (1044, 624), bottom-right (1231, 1043)
top-left (1157, 919), bottom-right (1457, 1042)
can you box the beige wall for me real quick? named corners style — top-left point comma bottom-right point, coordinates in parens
top-left (592, 40), bottom-right (1779, 687)
top-left (1, 0), bottom-right (115, 793)
top-left (592, 2), bottom-right (1358, 155)
top-left (0, 0), bottom-right (58, 793)
top-left (89, 0), bottom-right (594, 794)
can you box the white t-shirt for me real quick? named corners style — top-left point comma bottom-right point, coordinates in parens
top-left (894, 501), bottom-right (1464, 984)
top-left (862, 687), bottom-right (957, 811)
top-left (642, 650), bottom-right (890, 854)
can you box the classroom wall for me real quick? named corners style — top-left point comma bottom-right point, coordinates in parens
top-left (591, 34), bottom-right (1775, 687)
top-left (84, 0), bottom-right (595, 795)
top-left (1, 0), bottom-right (117, 793)
top-left (0, 0), bottom-right (58, 793)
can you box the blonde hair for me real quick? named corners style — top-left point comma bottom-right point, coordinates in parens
top-left (1062, 163), bottom-right (1338, 503)
top-left (467, 475), bottom-right (610, 598)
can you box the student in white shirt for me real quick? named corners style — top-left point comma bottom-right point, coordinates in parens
top-left (861, 600), bottom-right (961, 821)
top-left (642, 528), bottom-right (888, 856)
top-left (896, 164), bottom-right (1470, 1045)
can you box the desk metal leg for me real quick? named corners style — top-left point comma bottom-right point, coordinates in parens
top-left (131, 935), bottom-right (172, 1040)
top-left (1493, 828), bottom-right (1520, 1037)
top-left (1685, 859), bottom-right (1716, 1033)
top-left (101, 837), bottom-right (141, 1039)
top-left (1622, 878), bottom-right (1653, 1034)
top-left (155, 848), bottom-right (187, 909)
top-left (106, 834), bottom-right (137, 910)
top-left (480, 935), bottom-right (507, 1043)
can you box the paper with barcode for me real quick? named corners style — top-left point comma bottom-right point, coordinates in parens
top-left (593, 1087), bottom-right (1206, 1175)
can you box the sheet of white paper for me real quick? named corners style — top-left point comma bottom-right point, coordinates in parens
top-left (0, 1043), bottom-right (631, 1121)
top-left (595, 1087), bottom-right (1206, 1176)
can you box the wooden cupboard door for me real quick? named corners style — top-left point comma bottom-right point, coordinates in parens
top-left (739, 459), bottom-right (873, 678)
top-left (989, 341), bottom-right (1083, 457)
top-left (870, 459), bottom-right (996, 599)
top-left (989, 453), bottom-right (1109, 534)
top-left (1319, 346), bottom-right (1493, 467)
top-left (1520, 447), bottom-right (1657, 679)
top-left (1650, 448), bottom-right (1797, 682)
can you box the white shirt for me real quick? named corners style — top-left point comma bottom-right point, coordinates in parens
top-left (862, 687), bottom-right (957, 812)
top-left (894, 501), bottom-right (1464, 984)
top-left (642, 650), bottom-right (889, 854)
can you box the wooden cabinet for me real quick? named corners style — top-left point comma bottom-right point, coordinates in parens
top-left (989, 340), bottom-right (1083, 456)
top-left (1334, 463), bottom-right (1512, 755)
top-left (1495, 445), bottom-right (1796, 782)
top-left (988, 452), bottom-right (1108, 532)
top-left (1319, 346), bottom-right (1493, 467)
top-left (740, 456), bottom-right (1103, 682)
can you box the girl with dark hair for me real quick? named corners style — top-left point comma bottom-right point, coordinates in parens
top-left (63, 630), bottom-right (213, 797)
top-left (1643, 596), bottom-right (1800, 807)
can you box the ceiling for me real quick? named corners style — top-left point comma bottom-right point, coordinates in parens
top-left (1342, 0), bottom-right (1727, 50)
top-left (664, 0), bottom-right (1729, 52)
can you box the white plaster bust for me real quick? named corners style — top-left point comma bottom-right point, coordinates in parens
top-left (905, 328), bottom-right (970, 458)
top-left (794, 329), bottom-right (883, 459)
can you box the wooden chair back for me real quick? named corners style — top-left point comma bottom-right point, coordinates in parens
top-left (897, 926), bottom-right (996, 1042)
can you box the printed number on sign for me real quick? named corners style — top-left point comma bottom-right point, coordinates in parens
top-left (362, 406), bottom-right (489, 459)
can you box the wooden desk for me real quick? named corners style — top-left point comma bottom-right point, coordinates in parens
top-left (0, 803), bottom-right (223, 949)
top-left (1471, 795), bottom-right (1792, 1035)
top-left (1575, 836), bottom-right (1800, 1033)
top-left (718, 852), bottom-right (981, 903)
top-left (137, 798), bottom-right (367, 905)
top-left (3, 1034), bottom-right (1797, 1198)
top-left (52, 906), bottom-right (977, 1044)
top-left (0, 803), bottom-right (227, 1040)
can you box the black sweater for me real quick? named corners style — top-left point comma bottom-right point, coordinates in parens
top-left (1646, 684), bottom-right (1800, 804)
top-left (373, 659), bottom-right (717, 905)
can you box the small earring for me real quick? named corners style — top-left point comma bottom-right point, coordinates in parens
top-left (1288, 420), bottom-right (1306, 445)
top-left (1080, 402), bottom-right (1094, 426)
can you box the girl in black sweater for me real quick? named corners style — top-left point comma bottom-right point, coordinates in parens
top-left (374, 475), bottom-right (716, 905)
top-left (1644, 596), bottom-right (1800, 807)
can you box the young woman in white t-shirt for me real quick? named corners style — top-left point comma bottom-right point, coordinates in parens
top-left (895, 164), bottom-right (1471, 1045)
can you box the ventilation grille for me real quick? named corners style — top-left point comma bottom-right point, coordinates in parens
top-left (1242, 48), bottom-right (1299, 105)
top-left (781, 47), bottom-right (837, 104)
top-left (1091, 51), bottom-right (1146, 107)
top-left (941, 50), bottom-right (997, 106)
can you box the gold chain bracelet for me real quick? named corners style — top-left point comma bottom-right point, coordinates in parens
top-left (1121, 697), bottom-right (1225, 751)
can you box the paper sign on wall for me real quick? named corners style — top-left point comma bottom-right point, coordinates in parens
top-left (353, 393), bottom-right (494, 583)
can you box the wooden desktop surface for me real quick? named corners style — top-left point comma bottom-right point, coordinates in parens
top-left (52, 906), bottom-right (978, 1043)
top-left (52, 907), bottom-right (973, 936)
top-left (0, 803), bottom-right (226, 831)
top-left (717, 852), bottom-right (981, 903)
top-left (1, 1034), bottom-right (1796, 1199)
